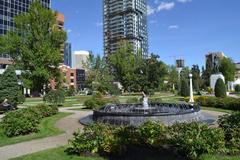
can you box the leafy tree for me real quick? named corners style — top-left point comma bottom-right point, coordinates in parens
top-left (180, 78), bottom-right (190, 97)
top-left (168, 66), bottom-right (179, 90)
top-left (0, 2), bottom-right (66, 94)
top-left (191, 65), bottom-right (203, 91)
top-left (214, 78), bottom-right (226, 98)
top-left (85, 54), bottom-right (116, 94)
top-left (219, 57), bottom-right (236, 83)
top-left (0, 66), bottom-right (19, 106)
top-left (235, 85), bottom-right (240, 93)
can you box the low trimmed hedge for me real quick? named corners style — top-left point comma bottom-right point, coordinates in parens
top-left (1, 104), bottom-right (58, 137)
top-left (185, 96), bottom-right (240, 111)
top-left (66, 121), bottom-right (226, 159)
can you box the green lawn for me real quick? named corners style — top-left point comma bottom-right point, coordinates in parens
top-left (11, 147), bottom-right (105, 160)
top-left (0, 112), bottom-right (72, 147)
top-left (200, 154), bottom-right (240, 160)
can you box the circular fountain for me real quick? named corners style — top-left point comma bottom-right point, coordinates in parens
top-left (92, 102), bottom-right (202, 126)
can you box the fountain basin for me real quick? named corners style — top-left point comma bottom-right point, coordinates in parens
top-left (92, 103), bottom-right (202, 126)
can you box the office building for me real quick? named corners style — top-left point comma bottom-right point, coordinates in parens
top-left (72, 51), bottom-right (90, 69)
top-left (57, 65), bottom-right (85, 91)
top-left (235, 63), bottom-right (240, 79)
top-left (64, 42), bottom-right (72, 67)
top-left (205, 52), bottom-right (226, 71)
top-left (0, 0), bottom-right (51, 69)
top-left (103, 0), bottom-right (148, 57)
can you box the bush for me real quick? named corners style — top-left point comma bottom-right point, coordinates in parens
top-left (215, 78), bottom-right (226, 98)
top-left (43, 89), bottom-right (65, 106)
top-left (17, 92), bottom-right (26, 104)
top-left (195, 96), bottom-right (240, 111)
top-left (1, 109), bottom-right (41, 137)
top-left (1, 104), bottom-right (58, 137)
top-left (180, 78), bottom-right (190, 97)
top-left (218, 113), bottom-right (240, 154)
top-left (66, 121), bottom-right (226, 159)
top-left (235, 85), bottom-right (240, 93)
top-left (169, 122), bottom-right (225, 159)
top-left (149, 98), bottom-right (162, 103)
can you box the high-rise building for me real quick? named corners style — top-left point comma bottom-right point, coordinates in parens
top-left (205, 52), bottom-right (226, 71)
top-left (103, 0), bottom-right (148, 57)
top-left (0, 0), bottom-right (51, 69)
top-left (64, 43), bottom-right (72, 67)
top-left (72, 51), bottom-right (90, 69)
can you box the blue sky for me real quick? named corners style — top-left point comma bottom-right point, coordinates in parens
top-left (52, 0), bottom-right (240, 68)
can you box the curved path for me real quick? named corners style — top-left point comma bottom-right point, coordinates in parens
top-left (0, 107), bottom-right (92, 160)
top-left (0, 107), bottom-right (227, 160)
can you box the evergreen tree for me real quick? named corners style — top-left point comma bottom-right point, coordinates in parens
top-left (0, 66), bottom-right (19, 106)
top-left (180, 78), bottom-right (190, 97)
top-left (0, 2), bottom-right (66, 94)
top-left (214, 78), bottom-right (226, 98)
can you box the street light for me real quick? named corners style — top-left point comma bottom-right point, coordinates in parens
top-left (189, 73), bottom-right (194, 103)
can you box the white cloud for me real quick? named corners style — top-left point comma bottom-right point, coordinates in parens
top-left (147, 5), bottom-right (155, 15)
top-left (177, 0), bottom-right (192, 3)
top-left (168, 25), bottom-right (179, 30)
top-left (157, 2), bottom-right (175, 11)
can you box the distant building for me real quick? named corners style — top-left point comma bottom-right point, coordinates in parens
top-left (72, 51), bottom-right (90, 69)
top-left (0, 0), bottom-right (51, 69)
top-left (235, 63), bottom-right (240, 79)
top-left (205, 52), bottom-right (226, 71)
top-left (64, 43), bottom-right (72, 67)
top-left (56, 65), bottom-right (86, 91)
top-left (56, 12), bottom-right (65, 63)
top-left (176, 59), bottom-right (185, 73)
top-left (103, 0), bottom-right (148, 57)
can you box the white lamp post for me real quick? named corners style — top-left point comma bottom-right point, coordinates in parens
top-left (189, 73), bottom-right (194, 103)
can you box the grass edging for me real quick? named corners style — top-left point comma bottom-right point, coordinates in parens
top-left (0, 112), bottom-right (72, 147)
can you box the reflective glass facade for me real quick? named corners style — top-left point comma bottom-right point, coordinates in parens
top-left (0, 0), bottom-right (51, 68)
top-left (64, 42), bottom-right (72, 67)
top-left (104, 0), bottom-right (148, 57)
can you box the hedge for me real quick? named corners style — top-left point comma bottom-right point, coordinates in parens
top-left (66, 121), bottom-right (226, 159)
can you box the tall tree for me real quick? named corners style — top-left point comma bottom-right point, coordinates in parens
top-left (191, 65), bottom-right (203, 91)
top-left (168, 66), bottom-right (180, 90)
top-left (0, 66), bottom-right (19, 106)
top-left (0, 2), bottom-right (66, 94)
top-left (219, 57), bottom-right (236, 83)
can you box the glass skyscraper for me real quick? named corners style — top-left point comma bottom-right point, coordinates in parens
top-left (0, 0), bottom-right (51, 69)
top-left (103, 0), bottom-right (148, 57)
top-left (64, 42), bottom-right (72, 67)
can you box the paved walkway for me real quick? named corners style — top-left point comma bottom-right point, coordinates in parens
top-left (0, 107), bottom-right (92, 160)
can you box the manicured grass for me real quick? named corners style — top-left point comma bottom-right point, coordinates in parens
top-left (68, 108), bottom-right (93, 111)
top-left (200, 154), bottom-right (240, 160)
top-left (0, 112), bottom-right (72, 147)
top-left (11, 147), bottom-right (105, 160)
top-left (202, 107), bottom-right (233, 114)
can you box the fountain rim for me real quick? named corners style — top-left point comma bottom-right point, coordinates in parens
top-left (93, 102), bottom-right (201, 117)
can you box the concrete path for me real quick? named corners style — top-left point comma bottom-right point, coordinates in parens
top-left (0, 107), bottom-right (92, 160)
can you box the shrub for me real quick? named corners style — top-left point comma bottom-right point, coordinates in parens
top-left (17, 92), bottom-right (26, 104)
top-left (1, 104), bottom-right (58, 137)
top-left (215, 78), bottom-right (226, 98)
top-left (1, 109), bottom-right (41, 137)
top-left (169, 122), bottom-right (225, 159)
top-left (235, 85), bottom-right (240, 93)
top-left (126, 97), bottom-right (140, 104)
top-left (180, 78), bottom-right (190, 97)
top-left (43, 89), bottom-right (65, 106)
top-left (195, 96), bottom-right (240, 111)
top-left (218, 113), bottom-right (240, 154)
top-left (137, 121), bottom-right (168, 148)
